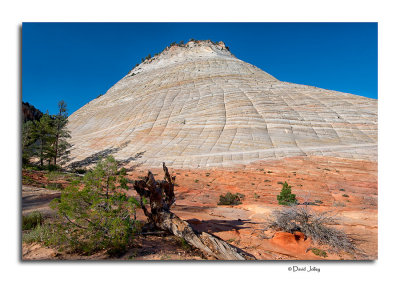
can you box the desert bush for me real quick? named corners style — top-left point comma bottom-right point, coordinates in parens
top-left (333, 201), bottom-right (346, 207)
top-left (22, 222), bottom-right (63, 247)
top-left (46, 183), bottom-right (62, 190)
top-left (268, 205), bottom-right (355, 252)
top-left (277, 181), bottom-right (297, 205)
top-left (218, 192), bottom-right (244, 205)
top-left (342, 194), bottom-right (349, 198)
top-left (46, 164), bottom-right (61, 172)
top-left (22, 174), bottom-right (34, 185)
top-left (179, 238), bottom-right (191, 251)
top-left (23, 223), bottom-right (50, 243)
top-left (23, 164), bottom-right (41, 171)
top-left (22, 211), bottom-right (44, 230)
top-left (49, 156), bottom-right (140, 255)
top-left (46, 171), bottom-right (65, 181)
top-left (311, 247), bottom-right (328, 258)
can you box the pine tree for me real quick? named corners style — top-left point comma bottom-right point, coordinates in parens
top-left (52, 100), bottom-right (71, 166)
top-left (277, 181), bottom-right (297, 205)
top-left (22, 120), bottom-right (35, 164)
top-left (32, 113), bottom-right (54, 167)
top-left (50, 156), bottom-right (139, 255)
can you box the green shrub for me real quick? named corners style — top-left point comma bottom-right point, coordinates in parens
top-left (23, 224), bottom-right (52, 244)
top-left (46, 171), bottom-right (65, 181)
top-left (311, 247), bottom-right (328, 258)
top-left (22, 222), bottom-right (66, 248)
top-left (218, 192), bottom-right (243, 205)
top-left (46, 183), bottom-right (62, 190)
top-left (342, 194), bottom-right (349, 198)
top-left (23, 164), bottom-right (41, 171)
top-left (277, 181), bottom-right (297, 205)
top-left (46, 164), bottom-right (61, 172)
top-left (22, 174), bottom-right (34, 185)
top-left (22, 211), bottom-right (44, 230)
top-left (118, 167), bottom-right (127, 176)
top-left (179, 238), bottom-right (191, 251)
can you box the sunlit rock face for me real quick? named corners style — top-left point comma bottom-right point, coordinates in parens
top-left (67, 40), bottom-right (377, 168)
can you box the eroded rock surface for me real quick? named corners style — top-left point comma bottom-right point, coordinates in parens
top-left (68, 40), bottom-right (377, 168)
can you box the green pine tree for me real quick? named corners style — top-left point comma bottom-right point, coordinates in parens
top-left (22, 120), bottom-right (35, 164)
top-left (32, 113), bottom-right (54, 167)
top-left (51, 100), bottom-right (71, 166)
top-left (277, 181), bottom-right (297, 205)
top-left (50, 156), bottom-right (139, 255)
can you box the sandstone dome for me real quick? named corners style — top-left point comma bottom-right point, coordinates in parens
top-left (67, 40), bottom-right (377, 168)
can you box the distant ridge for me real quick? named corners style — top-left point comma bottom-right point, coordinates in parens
top-left (22, 102), bottom-right (43, 123)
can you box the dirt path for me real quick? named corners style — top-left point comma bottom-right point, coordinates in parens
top-left (22, 186), bottom-right (60, 216)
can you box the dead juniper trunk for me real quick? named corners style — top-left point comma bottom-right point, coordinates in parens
top-left (133, 163), bottom-right (255, 260)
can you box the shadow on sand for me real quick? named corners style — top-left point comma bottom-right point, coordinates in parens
top-left (186, 218), bottom-right (251, 233)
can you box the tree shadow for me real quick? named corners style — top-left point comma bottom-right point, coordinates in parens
top-left (68, 143), bottom-right (145, 171)
top-left (22, 192), bottom-right (61, 210)
top-left (186, 218), bottom-right (252, 233)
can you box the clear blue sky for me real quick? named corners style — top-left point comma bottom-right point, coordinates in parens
top-left (22, 22), bottom-right (377, 115)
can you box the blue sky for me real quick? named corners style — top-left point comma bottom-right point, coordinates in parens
top-left (22, 22), bottom-right (377, 115)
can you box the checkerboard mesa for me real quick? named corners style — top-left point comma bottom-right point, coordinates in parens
top-left (67, 40), bottom-right (377, 169)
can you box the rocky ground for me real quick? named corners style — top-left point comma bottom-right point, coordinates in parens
top-left (22, 155), bottom-right (377, 260)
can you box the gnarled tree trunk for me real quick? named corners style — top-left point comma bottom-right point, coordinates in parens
top-left (133, 163), bottom-right (255, 260)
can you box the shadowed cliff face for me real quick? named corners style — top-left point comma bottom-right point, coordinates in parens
top-left (67, 40), bottom-right (377, 168)
top-left (22, 102), bottom-right (43, 123)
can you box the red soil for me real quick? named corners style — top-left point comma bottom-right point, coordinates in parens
top-left (22, 155), bottom-right (377, 260)
top-left (127, 155), bottom-right (377, 260)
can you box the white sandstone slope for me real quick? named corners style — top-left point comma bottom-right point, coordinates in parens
top-left (67, 40), bottom-right (377, 168)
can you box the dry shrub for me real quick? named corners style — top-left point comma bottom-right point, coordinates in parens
top-left (268, 205), bottom-right (355, 253)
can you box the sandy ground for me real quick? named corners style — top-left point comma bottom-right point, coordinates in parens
top-left (22, 155), bottom-right (377, 260)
